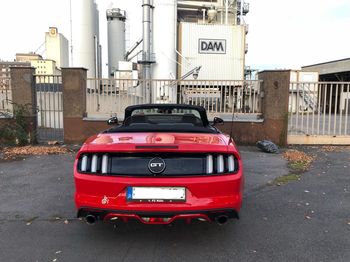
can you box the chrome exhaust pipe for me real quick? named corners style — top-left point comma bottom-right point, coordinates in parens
top-left (85, 214), bottom-right (96, 225)
top-left (215, 215), bottom-right (228, 225)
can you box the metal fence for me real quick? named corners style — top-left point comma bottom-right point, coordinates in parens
top-left (86, 79), bottom-right (263, 120)
top-left (35, 75), bottom-right (64, 142)
top-left (0, 77), bottom-right (13, 118)
top-left (288, 82), bottom-right (350, 138)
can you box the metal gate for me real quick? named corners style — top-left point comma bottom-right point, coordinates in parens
top-left (288, 81), bottom-right (350, 144)
top-left (35, 75), bottom-right (64, 143)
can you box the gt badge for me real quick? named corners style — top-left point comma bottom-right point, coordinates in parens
top-left (148, 157), bottom-right (166, 174)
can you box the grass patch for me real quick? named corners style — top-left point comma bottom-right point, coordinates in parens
top-left (272, 173), bottom-right (301, 186)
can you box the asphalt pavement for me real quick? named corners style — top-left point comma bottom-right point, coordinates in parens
top-left (0, 146), bottom-right (349, 262)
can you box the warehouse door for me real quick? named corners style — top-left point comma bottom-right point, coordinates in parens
top-left (288, 82), bottom-right (350, 144)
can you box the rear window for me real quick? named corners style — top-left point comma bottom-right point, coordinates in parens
top-left (126, 108), bottom-right (203, 126)
top-left (131, 108), bottom-right (201, 119)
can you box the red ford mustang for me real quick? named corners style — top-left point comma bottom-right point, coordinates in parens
top-left (74, 104), bottom-right (243, 225)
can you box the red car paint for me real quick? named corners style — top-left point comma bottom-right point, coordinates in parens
top-left (74, 131), bottom-right (244, 224)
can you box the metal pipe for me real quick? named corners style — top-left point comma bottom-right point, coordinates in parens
top-left (225, 0), bottom-right (228, 24)
top-left (142, 0), bottom-right (153, 102)
top-left (215, 215), bottom-right (228, 225)
top-left (94, 35), bottom-right (98, 79)
top-left (125, 38), bottom-right (143, 61)
top-left (85, 215), bottom-right (96, 225)
top-left (69, 0), bottom-right (73, 66)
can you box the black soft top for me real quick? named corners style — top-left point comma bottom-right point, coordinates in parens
top-left (124, 104), bottom-right (210, 126)
top-left (105, 104), bottom-right (220, 134)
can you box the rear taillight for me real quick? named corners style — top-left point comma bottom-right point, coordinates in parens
top-left (78, 153), bottom-right (110, 174)
top-left (206, 154), bottom-right (238, 174)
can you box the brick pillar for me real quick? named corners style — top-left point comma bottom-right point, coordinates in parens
top-left (258, 70), bottom-right (291, 146)
top-left (10, 66), bottom-right (37, 143)
top-left (62, 68), bottom-right (87, 144)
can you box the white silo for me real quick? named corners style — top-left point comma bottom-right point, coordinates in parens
top-left (71, 0), bottom-right (100, 78)
top-left (152, 0), bottom-right (177, 103)
top-left (106, 8), bottom-right (126, 77)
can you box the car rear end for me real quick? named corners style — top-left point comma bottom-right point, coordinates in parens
top-left (74, 133), bottom-right (243, 225)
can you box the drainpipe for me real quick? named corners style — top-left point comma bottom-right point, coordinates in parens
top-left (142, 0), bottom-right (153, 103)
top-left (225, 0), bottom-right (228, 24)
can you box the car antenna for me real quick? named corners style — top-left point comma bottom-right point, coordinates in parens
top-left (229, 106), bottom-right (235, 143)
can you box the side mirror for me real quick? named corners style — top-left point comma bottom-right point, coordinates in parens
top-left (107, 116), bottom-right (119, 125)
top-left (213, 117), bottom-right (224, 126)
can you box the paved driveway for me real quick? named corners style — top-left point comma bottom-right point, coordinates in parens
top-left (0, 146), bottom-right (349, 262)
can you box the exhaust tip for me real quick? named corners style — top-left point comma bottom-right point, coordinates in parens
top-left (215, 215), bottom-right (228, 225)
top-left (85, 214), bottom-right (96, 225)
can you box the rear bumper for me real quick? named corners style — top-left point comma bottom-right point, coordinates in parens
top-left (78, 207), bottom-right (239, 224)
top-left (74, 171), bottom-right (244, 224)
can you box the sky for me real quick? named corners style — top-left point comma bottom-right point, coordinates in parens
top-left (0, 0), bottom-right (349, 75)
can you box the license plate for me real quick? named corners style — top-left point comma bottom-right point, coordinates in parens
top-left (126, 187), bottom-right (186, 202)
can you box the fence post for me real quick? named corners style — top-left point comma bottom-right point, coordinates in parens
top-left (10, 66), bottom-right (37, 143)
top-left (258, 70), bottom-right (291, 146)
top-left (61, 68), bottom-right (87, 144)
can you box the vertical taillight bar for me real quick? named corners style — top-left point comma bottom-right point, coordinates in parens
top-left (206, 155), bottom-right (213, 174)
top-left (217, 155), bottom-right (224, 173)
top-left (101, 154), bottom-right (109, 174)
top-left (228, 155), bottom-right (235, 172)
top-left (91, 154), bottom-right (98, 173)
top-left (81, 155), bottom-right (88, 172)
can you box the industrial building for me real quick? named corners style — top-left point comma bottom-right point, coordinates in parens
top-left (71, 0), bottom-right (102, 78)
top-left (45, 27), bottom-right (69, 69)
top-left (302, 58), bottom-right (350, 82)
top-left (289, 70), bottom-right (319, 113)
top-left (69, 1), bottom-right (249, 81)
top-left (302, 58), bottom-right (350, 114)
top-left (15, 53), bottom-right (60, 75)
top-left (15, 53), bottom-right (43, 63)
top-left (0, 61), bottom-right (30, 79)
top-left (71, 0), bottom-right (250, 106)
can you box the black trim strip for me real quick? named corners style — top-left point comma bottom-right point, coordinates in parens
top-left (135, 145), bottom-right (179, 149)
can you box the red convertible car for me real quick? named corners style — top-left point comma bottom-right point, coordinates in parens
top-left (74, 104), bottom-right (243, 225)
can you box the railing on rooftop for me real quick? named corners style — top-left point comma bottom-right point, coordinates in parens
top-left (86, 79), bottom-right (263, 121)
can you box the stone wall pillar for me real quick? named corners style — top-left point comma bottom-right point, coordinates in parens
top-left (10, 67), bottom-right (37, 143)
top-left (62, 68), bottom-right (87, 144)
top-left (258, 70), bottom-right (291, 146)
